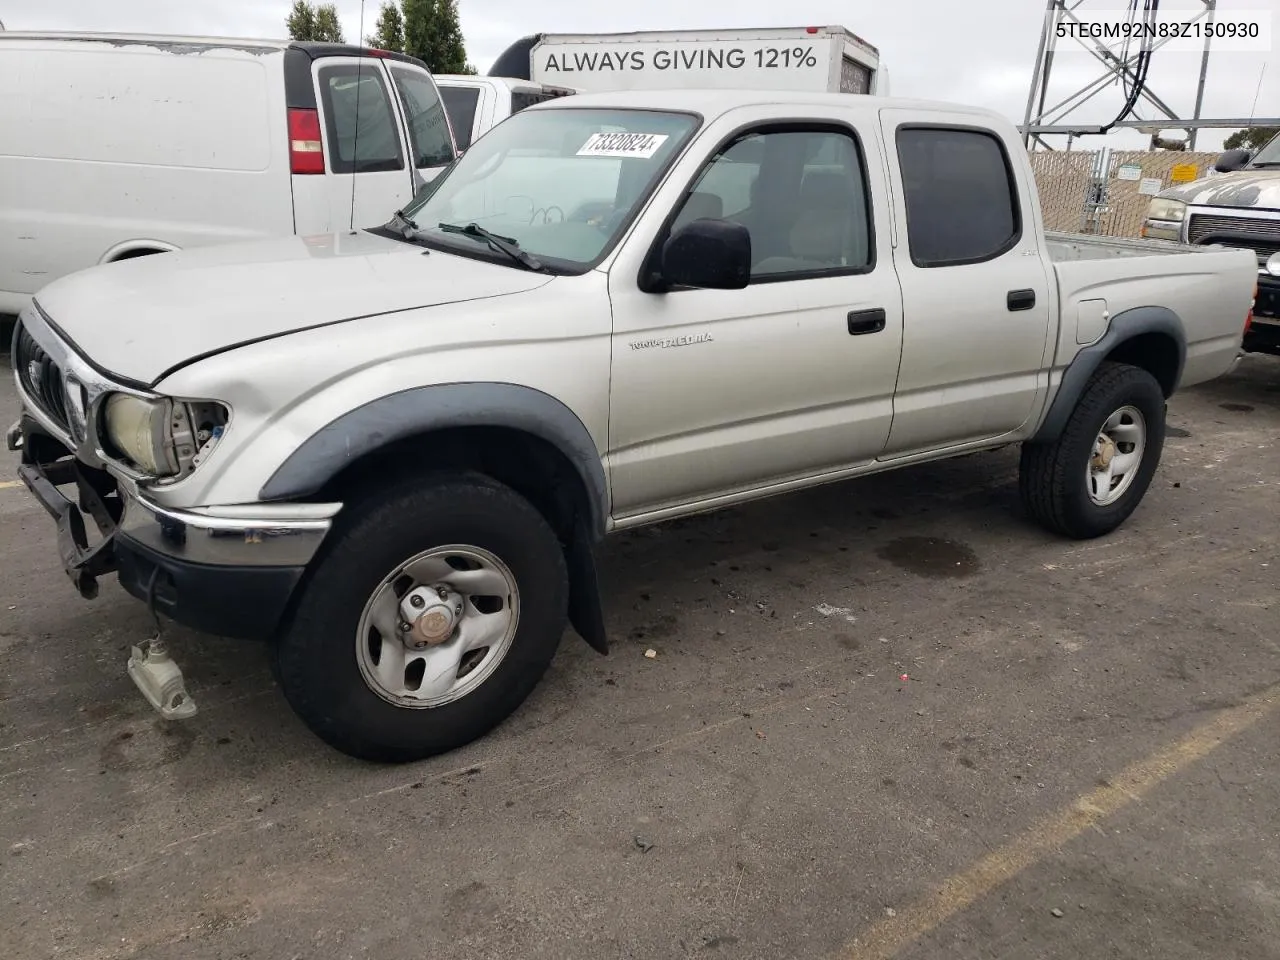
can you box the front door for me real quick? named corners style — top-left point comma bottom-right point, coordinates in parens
top-left (314, 59), bottom-right (415, 229)
top-left (606, 117), bottom-right (905, 520)
top-left (876, 109), bottom-right (1054, 457)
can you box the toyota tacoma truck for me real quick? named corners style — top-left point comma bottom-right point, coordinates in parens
top-left (8, 90), bottom-right (1258, 763)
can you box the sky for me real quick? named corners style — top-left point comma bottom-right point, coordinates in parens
top-left (2, 0), bottom-right (1276, 151)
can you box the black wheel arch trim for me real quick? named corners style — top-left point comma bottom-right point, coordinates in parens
top-left (1032, 305), bottom-right (1187, 444)
top-left (258, 382), bottom-right (611, 542)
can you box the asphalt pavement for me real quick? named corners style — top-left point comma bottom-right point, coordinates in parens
top-left (1, 351), bottom-right (1277, 960)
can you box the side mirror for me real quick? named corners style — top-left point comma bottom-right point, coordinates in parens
top-left (1213, 148), bottom-right (1252, 173)
top-left (658, 219), bottom-right (751, 290)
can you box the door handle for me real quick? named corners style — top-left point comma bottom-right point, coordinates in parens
top-left (1007, 289), bottom-right (1037, 311)
top-left (847, 308), bottom-right (886, 335)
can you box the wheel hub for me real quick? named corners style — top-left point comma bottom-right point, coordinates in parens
top-left (400, 585), bottom-right (462, 648)
top-left (1092, 434), bottom-right (1117, 470)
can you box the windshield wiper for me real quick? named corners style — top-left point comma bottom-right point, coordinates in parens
top-left (437, 222), bottom-right (545, 272)
top-left (1249, 161), bottom-right (1280, 168)
top-left (385, 208), bottom-right (421, 239)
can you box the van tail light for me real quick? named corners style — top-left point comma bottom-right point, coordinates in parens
top-left (288, 107), bottom-right (325, 175)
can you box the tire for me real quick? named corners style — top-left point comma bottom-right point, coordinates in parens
top-left (1019, 361), bottom-right (1166, 540)
top-left (274, 471), bottom-right (569, 763)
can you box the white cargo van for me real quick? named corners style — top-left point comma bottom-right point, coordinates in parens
top-left (0, 32), bottom-right (458, 316)
top-left (434, 75), bottom-right (576, 151)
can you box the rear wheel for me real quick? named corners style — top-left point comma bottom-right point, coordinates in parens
top-left (274, 472), bottom-right (569, 763)
top-left (1020, 361), bottom-right (1166, 540)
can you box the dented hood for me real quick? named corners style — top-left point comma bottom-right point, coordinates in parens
top-left (1158, 168), bottom-right (1280, 210)
top-left (32, 230), bottom-right (553, 386)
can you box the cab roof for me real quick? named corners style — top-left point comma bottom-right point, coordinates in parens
top-left (525, 88), bottom-right (1010, 127)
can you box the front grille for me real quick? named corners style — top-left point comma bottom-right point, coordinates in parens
top-left (13, 319), bottom-right (70, 434)
top-left (1187, 213), bottom-right (1280, 267)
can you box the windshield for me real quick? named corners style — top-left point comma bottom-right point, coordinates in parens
top-left (398, 107), bottom-right (700, 271)
top-left (1249, 132), bottom-right (1280, 167)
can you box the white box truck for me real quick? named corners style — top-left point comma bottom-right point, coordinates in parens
top-left (445, 26), bottom-right (889, 145)
top-left (492, 26), bottom-right (886, 95)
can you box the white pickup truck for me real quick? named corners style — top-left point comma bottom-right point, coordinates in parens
top-left (434, 74), bottom-right (576, 151)
top-left (9, 90), bottom-right (1258, 763)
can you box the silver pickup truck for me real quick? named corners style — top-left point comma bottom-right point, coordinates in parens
top-left (1143, 130), bottom-right (1280, 356)
top-left (8, 90), bottom-right (1259, 762)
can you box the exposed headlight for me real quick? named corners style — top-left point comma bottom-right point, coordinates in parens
top-left (102, 394), bottom-right (228, 479)
top-left (1145, 197), bottom-right (1187, 222)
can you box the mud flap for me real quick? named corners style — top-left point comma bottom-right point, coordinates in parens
top-left (566, 513), bottom-right (608, 654)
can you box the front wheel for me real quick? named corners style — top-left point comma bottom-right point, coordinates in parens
top-left (274, 473), bottom-right (569, 763)
top-left (1019, 361), bottom-right (1166, 540)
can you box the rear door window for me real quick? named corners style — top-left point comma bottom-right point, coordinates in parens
top-left (510, 91), bottom-right (557, 114)
top-left (316, 63), bottom-right (404, 174)
top-left (895, 127), bottom-right (1021, 267)
top-left (389, 67), bottom-right (456, 167)
top-left (438, 85), bottom-right (481, 150)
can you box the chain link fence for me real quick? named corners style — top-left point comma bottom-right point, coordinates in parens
top-left (1028, 149), bottom-right (1221, 238)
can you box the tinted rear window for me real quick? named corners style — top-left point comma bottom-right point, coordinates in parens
top-left (896, 127), bottom-right (1021, 267)
top-left (439, 85), bottom-right (480, 150)
top-left (510, 91), bottom-right (559, 114)
top-left (317, 64), bottom-right (404, 174)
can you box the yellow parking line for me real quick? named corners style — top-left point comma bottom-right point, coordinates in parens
top-left (840, 687), bottom-right (1280, 960)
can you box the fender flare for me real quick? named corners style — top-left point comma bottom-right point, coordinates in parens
top-left (1031, 305), bottom-right (1187, 444)
top-left (258, 382), bottom-right (611, 541)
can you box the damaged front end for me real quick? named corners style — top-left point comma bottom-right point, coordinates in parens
top-left (10, 414), bottom-right (124, 600)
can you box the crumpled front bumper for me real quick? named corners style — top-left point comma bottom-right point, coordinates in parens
top-left (10, 416), bottom-right (340, 642)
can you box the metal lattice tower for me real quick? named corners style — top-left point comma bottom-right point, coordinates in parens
top-left (1022, 0), bottom-right (1221, 150)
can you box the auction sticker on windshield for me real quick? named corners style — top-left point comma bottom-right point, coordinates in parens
top-left (577, 132), bottom-right (669, 159)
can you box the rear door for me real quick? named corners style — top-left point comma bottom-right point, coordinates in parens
top-left (876, 109), bottom-right (1054, 458)
top-left (385, 63), bottom-right (458, 186)
top-left (312, 57), bottom-right (415, 229)
top-left (606, 109), bottom-right (905, 518)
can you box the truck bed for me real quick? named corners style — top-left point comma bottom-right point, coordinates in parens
top-left (1045, 230), bottom-right (1258, 391)
top-left (1046, 230), bottom-right (1217, 262)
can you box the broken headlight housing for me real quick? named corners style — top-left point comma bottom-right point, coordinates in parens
top-left (101, 394), bottom-right (229, 480)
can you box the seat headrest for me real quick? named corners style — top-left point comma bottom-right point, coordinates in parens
top-left (673, 190), bottom-right (724, 229)
top-left (799, 171), bottom-right (856, 209)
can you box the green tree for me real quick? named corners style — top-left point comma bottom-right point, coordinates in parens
top-left (401, 0), bottom-right (434, 65)
top-left (1223, 126), bottom-right (1279, 152)
top-left (285, 1), bottom-right (345, 42)
top-left (366, 1), bottom-right (404, 52)
top-left (313, 4), bottom-right (345, 42)
top-left (428, 0), bottom-right (470, 74)
top-left (402, 0), bottom-right (473, 73)
top-left (285, 0), bottom-right (315, 40)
